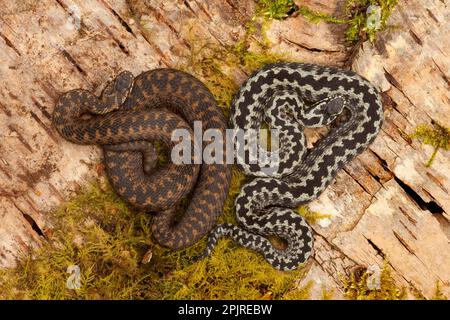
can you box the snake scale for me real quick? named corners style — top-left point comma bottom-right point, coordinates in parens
top-left (53, 69), bottom-right (231, 250)
top-left (201, 62), bottom-right (384, 271)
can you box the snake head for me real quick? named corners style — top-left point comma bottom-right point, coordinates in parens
top-left (113, 71), bottom-right (134, 94)
top-left (101, 71), bottom-right (134, 106)
top-left (314, 95), bottom-right (346, 126)
top-left (326, 96), bottom-right (345, 116)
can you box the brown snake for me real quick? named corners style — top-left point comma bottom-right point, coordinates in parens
top-left (53, 69), bottom-right (231, 250)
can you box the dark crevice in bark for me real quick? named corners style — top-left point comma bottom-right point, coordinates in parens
top-left (108, 7), bottom-right (135, 36)
top-left (283, 38), bottom-right (341, 54)
top-left (344, 167), bottom-right (376, 195)
top-left (101, 22), bottom-right (130, 55)
top-left (31, 97), bottom-right (52, 121)
top-left (431, 58), bottom-right (450, 86)
top-left (384, 68), bottom-right (403, 91)
top-left (394, 176), bottom-right (444, 214)
top-left (29, 110), bottom-right (59, 144)
top-left (54, 0), bottom-right (67, 10)
top-left (398, 220), bottom-right (418, 240)
top-left (426, 9), bottom-right (439, 23)
top-left (0, 32), bottom-right (21, 56)
top-left (398, 206), bottom-right (418, 225)
top-left (61, 49), bottom-right (86, 75)
top-left (370, 151), bottom-right (389, 170)
top-left (7, 124), bottom-right (33, 153)
top-left (364, 236), bottom-right (385, 258)
top-left (183, 0), bottom-right (196, 14)
top-left (408, 29), bottom-right (423, 46)
top-left (22, 213), bottom-right (46, 238)
top-left (0, 102), bottom-right (12, 117)
top-left (12, 201), bottom-right (46, 238)
top-left (39, 82), bottom-right (60, 103)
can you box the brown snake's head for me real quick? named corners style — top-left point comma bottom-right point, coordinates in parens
top-left (101, 70), bottom-right (135, 107)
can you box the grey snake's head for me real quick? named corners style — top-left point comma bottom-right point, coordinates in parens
top-left (326, 96), bottom-right (345, 115)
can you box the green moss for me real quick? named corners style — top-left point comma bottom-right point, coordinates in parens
top-left (256, 0), bottom-right (299, 20)
top-left (0, 179), bottom-right (309, 299)
top-left (0, 182), bottom-right (154, 299)
top-left (177, 24), bottom-right (288, 117)
top-left (409, 285), bottom-right (426, 300)
top-left (410, 281), bottom-right (448, 300)
top-left (292, 0), bottom-right (398, 43)
top-left (411, 121), bottom-right (450, 167)
top-left (432, 281), bottom-right (448, 300)
top-left (296, 206), bottom-right (331, 225)
top-left (282, 280), bottom-right (313, 299)
top-left (342, 262), bottom-right (406, 300)
top-left (219, 167), bottom-right (246, 224)
top-left (321, 287), bottom-right (335, 300)
top-left (345, 0), bottom-right (398, 42)
top-left (177, 39), bottom-right (238, 113)
top-left (297, 6), bottom-right (346, 24)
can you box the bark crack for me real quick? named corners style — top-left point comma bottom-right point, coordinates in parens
top-left (11, 201), bottom-right (45, 238)
top-left (431, 57), bottom-right (450, 86)
top-left (283, 38), bottom-right (341, 54)
top-left (394, 176), bottom-right (444, 215)
top-left (408, 29), bottom-right (423, 46)
top-left (61, 49), bottom-right (86, 75)
top-left (102, 1), bottom-right (136, 36)
top-left (0, 31), bottom-right (21, 56)
top-left (364, 236), bottom-right (386, 258)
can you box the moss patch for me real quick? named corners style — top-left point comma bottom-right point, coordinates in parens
top-left (411, 121), bottom-right (450, 167)
top-left (345, 0), bottom-right (398, 42)
top-left (297, 6), bottom-right (346, 25)
top-left (432, 281), bottom-right (448, 300)
top-left (256, 0), bottom-right (299, 20)
top-left (296, 206), bottom-right (332, 225)
top-left (282, 280), bottom-right (313, 299)
top-left (177, 27), bottom-right (288, 116)
top-left (321, 287), bottom-right (335, 300)
top-left (0, 179), bottom-right (310, 300)
top-left (410, 281), bottom-right (449, 300)
top-left (342, 263), bottom-right (406, 300)
top-left (294, 0), bottom-right (398, 43)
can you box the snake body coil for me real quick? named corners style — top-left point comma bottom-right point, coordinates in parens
top-left (203, 62), bottom-right (384, 271)
top-left (53, 69), bottom-right (231, 250)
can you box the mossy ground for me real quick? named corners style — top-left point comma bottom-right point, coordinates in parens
top-left (0, 176), bottom-right (315, 300)
top-left (343, 263), bottom-right (448, 300)
top-left (342, 263), bottom-right (406, 300)
top-left (256, 0), bottom-right (299, 20)
top-left (411, 121), bottom-right (450, 167)
top-left (287, 0), bottom-right (398, 43)
top-left (344, 0), bottom-right (398, 42)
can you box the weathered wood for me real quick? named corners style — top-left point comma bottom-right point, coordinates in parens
top-left (303, 0), bottom-right (450, 298)
top-left (0, 0), bottom-right (448, 299)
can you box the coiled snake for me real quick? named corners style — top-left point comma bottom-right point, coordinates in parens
top-left (202, 62), bottom-right (384, 271)
top-left (53, 69), bottom-right (231, 250)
